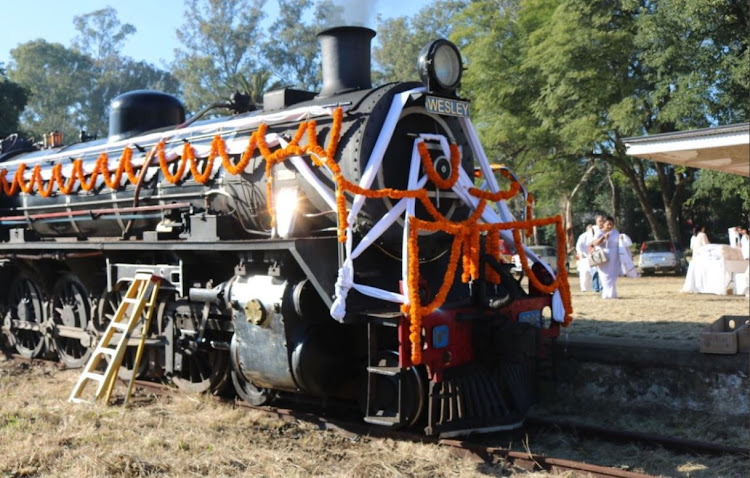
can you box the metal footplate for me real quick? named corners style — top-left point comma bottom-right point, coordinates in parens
top-left (363, 321), bottom-right (408, 427)
top-left (364, 365), bottom-right (406, 427)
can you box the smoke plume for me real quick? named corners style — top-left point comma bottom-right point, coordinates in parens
top-left (327, 0), bottom-right (378, 29)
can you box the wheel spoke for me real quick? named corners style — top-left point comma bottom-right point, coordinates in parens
top-left (8, 274), bottom-right (46, 359)
top-left (51, 274), bottom-right (91, 368)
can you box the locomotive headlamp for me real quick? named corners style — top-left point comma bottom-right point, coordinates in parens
top-left (275, 187), bottom-right (298, 239)
top-left (417, 39), bottom-right (463, 95)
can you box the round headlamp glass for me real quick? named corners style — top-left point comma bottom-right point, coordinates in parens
top-left (433, 44), bottom-right (461, 89)
top-left (417, 39), bottom-right (463, 94)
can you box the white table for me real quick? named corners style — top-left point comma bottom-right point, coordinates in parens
top-left (681, 256), bottom-right (749, 295)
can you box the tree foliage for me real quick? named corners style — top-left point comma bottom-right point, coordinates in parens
top-left (373, 1), bottom-right (468, 84)
top-left (8, 40), bottom-right (94, 142)
top-left (72, 7), bottom-right (136, 62)
top-left (72, 7), bottom-right (179, 138)
top-left (454, 0), bottom-right (749, 245)
top-left (262, 0), bottom-right (337, 91)
top-left (8, 8), bottom-right (179, 141)
top-left (0, 66), bottom-right (28, 138)
top-left (172, 0), bottom-right (267, 112)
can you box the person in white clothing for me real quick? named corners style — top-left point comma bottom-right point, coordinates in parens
top-left (590, 215), bottom-right (605, 292)
top-left (618, 232), bottom-right (638, 277)
top-left (590, 216), bottom-right (621, 299)
top-left (576, 225), bottom-right (593, 291)
top-left (739, 226), bottom-right (749, 260)
top-left (689, 225), bottom-right (709, 254)
top-left (739, 226), bottom-right (749, 297)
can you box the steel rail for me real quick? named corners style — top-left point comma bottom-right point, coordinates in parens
top-left (1, 353), bottom-right (741, 477)
top-left (526, 416), bottom-right (749, 458)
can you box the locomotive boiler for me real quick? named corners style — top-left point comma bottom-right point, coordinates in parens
top-left (0, 26), bottom-right (572, 436)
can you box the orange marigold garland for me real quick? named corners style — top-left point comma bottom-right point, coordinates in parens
top-left (417, 141), bottom-right (460, 189)
top-left (404, 213), bottom-right (573, 364)
top-left (485, 228), bottom-right (501, 284)
top-left (407, 216), bottom-right (466, 364)
top-left (0, 105), bottom-right (573, 345)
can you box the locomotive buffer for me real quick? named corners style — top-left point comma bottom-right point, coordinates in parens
top-left (69, 273), bottom-right (162, 405)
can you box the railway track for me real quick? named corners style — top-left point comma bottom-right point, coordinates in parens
top-left (4, 353), bottom-right (746, 477)
top-left (125, 377), bottom-right (746, 477)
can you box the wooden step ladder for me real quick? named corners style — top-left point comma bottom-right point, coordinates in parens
top-left (69, 273), bottom-right (161, 406)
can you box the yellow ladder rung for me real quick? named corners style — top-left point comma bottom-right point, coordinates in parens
top-left (69, 397), bottom-right (95, 405)
top-left (82, 372), bottom-right (106, 382)
top-left (68, 273), bottom-right (162, 406)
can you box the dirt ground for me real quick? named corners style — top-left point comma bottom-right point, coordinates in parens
top-left (0, 275), bottom-right (747, 477)
top-left (562, 274), bottom-right (749, 347)
top-left (0, 359), bottom-right (533, 478)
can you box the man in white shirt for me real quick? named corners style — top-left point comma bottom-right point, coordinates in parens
top-left (590, 214), bottom-right (605, 292)
top-left (576, 225), bottom-right (593, 291)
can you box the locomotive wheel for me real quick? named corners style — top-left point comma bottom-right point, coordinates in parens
top-left (50, 273), bottom-right (92, 368)
top-left (6, 274), bottom-right (47, 358)
top-left (171, 346), bottom-right (229, 394)
top-left (229, 335), bottom-right (270, 406)
top-left (372, 350), bottom-right (425, 428)
top-left (168, 303), bottom-right (230, 394)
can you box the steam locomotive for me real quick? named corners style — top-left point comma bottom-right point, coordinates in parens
top-left (0, 26), bottom-right (571, 436)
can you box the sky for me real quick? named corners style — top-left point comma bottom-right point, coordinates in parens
top-left (0, 0), bottom-right (430, 68)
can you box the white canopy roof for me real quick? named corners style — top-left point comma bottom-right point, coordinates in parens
top-left (624, 123), bottom-right (749, 176)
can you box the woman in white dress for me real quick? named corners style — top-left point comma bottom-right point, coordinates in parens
top-left (576, 225), bottom-right (593, 291)
top-left (689, 225), bottom-right (709, 254)
top-left (590, 216), bottom-right (621, 299)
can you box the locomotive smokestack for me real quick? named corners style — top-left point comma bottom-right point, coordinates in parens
top-left (317, 26), bottom-right (376, 97)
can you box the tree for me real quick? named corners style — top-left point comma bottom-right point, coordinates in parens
top-left (72, 7), bottom-right (136, 62)
top-left (72, 7), bottom-right (180, 138)
top-left (373, 1), bottom-right (468, 84)
top-left (8, 40), bottom-right (94, 142)
top-left (172, 0), bottom-right (267, 112)
top-left (632, 0), bottom-right (749, 243)
top-left (0, 66), bottom-right (28, 138)
top-left (262, 0), bottom-right (337, 91)
top-left (455, 0), bottom-right (749, 247)
top-left (686, 170), bottom-right (750, 237)
top-left (454, 0), bottom-right (593, 247)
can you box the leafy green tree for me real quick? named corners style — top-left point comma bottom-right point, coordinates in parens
top-left (686, 171), bottom-right (750, 238)
top-left (0, 65), bottom-right (28, 138)
top-left (454, 0), bottom-right (591, 248)
top-left (8, 40), bottom-right (94, 142)
top-left (262, 0), bottom-right (337, 91)
top-left (516, 0), bottom-right (682, 241)
top-left (632, 0), bottom-right (748, 242)
top-left (373, 1), bottom-right (468, 84)
top-left (72, 7), bottom-right (136, 62)
top-left (172, 0), bottom-right (267, 112)
top-left (72, 7), bottom-right (179, 138)
top-left (455, 0), bottom-right (748, 247)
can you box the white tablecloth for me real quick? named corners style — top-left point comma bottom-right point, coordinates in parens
top-left (681, 257), bottom-right (749, 295)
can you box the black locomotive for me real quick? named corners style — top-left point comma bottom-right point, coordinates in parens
top-left (0, 26), bottom-right (571, 436)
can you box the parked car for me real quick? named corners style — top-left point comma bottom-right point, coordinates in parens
top-left (512, 244), bottom-right (564, 274)
top-left (637, 241), bottom-right (686, 275)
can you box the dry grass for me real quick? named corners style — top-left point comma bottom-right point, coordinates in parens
top-left (563, 275), bottom-right (749, 346)
top-left (0, 359), bottom-right (518, 478)
top-left (1, 276), bottom-right (748, 477)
